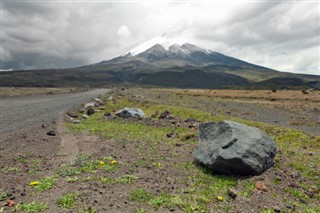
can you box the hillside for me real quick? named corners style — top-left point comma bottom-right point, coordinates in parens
top-left (1, 36), bottom-right (319, 89)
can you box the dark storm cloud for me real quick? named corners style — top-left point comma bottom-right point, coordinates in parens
top-left (1, 1), bottom-right (319, 74)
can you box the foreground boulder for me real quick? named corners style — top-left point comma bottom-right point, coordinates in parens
top-left (194, 121), bottom-right (277, 175)
top-left (115, 107), bottom-right (146, 118)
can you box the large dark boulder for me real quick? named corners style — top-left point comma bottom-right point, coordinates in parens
top-left (194, 121), bottom-right (277, 175)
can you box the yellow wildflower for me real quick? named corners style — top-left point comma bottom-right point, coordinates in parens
top-left (99, 161), bottom-right (105, 165)
top-left (29, 181), bottom-right (39, 186)
top-left (217, 196), bottom-right (223, 201)
top-left (155, 162), bottom-right (163, 168)
top-left (110, 160), bottom-right (117, 165)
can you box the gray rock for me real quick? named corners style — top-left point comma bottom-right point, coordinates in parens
top-left (193, 121), bottom-right (277, 175)
top-left (115, 107), bottom-right (146, 118)
top-left (82, 114), bottom-right (89, 119)
top-left (66, 111), bottom-right (78, 118)
top-left (94, 98), bottom-right (103, 105)
top-left (73, 120), bottom-right (81, 124)
top-left (84, 102), bottom-right (95, 109)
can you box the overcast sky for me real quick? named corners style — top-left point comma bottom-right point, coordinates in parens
top-left (1, 0), bottom-right (319, 75)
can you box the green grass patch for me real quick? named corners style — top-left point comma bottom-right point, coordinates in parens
top-left (284, 188), bottom-right (310, 201)
top-left (129, 189), bottom-right (154, 202)
top-left (58, 168), bottom-right (82, 177)
top-left (29, 176), bottom-right (56, 192)
top-left (71, 114), bottom-right (177, 144)
top-left (1, 167), bottom-right (20, 173)
top-left (16, 202), bottom-right (48, 212)
top-left (134, 160), bottom-right (148, 167)
top-left (57, 191), bottom-right (81, 209)
top-left (149, 193), bottom-right (183, 210)
top-left (239, 180), bottom-right (255, 197)
top-left (81, 208), bottom-right (97, 213)
top-left (0, 192), bottom-right (8, 201)
top-left (97, 174), bottom-right (138, 184)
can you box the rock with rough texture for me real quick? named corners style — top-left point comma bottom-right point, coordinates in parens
top-left (158, 110), bottom-right (174, 119)
top-left (94, 98), bottom-right (104, 105)
top-left (194, 121), bottom-right (277, 175)
top-left (115, 107), bottom-right (146, 118)
top-left (228, 188), bottom-right (238, 199)
top-left (82, 114), bottom-right (89, 119)
top-left (46, 130), bottom-right (56, 136)
top-left (87, 108), bottom-right (95, 116)
top-left (66, 111), bottom-right (78, 118)
top-left (84, 102), bottom-right (95, 109)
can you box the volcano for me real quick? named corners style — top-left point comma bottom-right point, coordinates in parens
top-left (1, 35), bottom-right (319, 88)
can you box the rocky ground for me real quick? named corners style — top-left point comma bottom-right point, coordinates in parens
top-left (0, 88), bottom-right (319, 213)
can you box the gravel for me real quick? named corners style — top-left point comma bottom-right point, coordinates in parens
top-left (0, 89), bottom-right (109, 133)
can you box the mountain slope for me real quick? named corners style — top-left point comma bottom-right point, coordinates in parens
top-left (1, 35), bottom-right (319, 88)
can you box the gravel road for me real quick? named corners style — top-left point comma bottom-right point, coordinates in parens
top-left (0, 89), bottom-right (109, 134)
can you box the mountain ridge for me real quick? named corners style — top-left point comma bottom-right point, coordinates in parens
top-left (0, 35), bottom-right (319, 88)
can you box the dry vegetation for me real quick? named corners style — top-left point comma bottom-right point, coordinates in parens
top-left (173, 89), bottom-right (320, 102)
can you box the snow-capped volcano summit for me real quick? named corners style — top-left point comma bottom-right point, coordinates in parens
top-left (92, 34), bottom-right (272, 72)
top-left (124, 35), bottom-right (189, 56)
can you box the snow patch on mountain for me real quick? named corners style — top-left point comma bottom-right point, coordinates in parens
top-left (125, 35), bottom-right (187, 56)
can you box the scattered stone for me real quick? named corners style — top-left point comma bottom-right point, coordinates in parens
top-left (99, 106), bottom-right (106, 110)
top-left (228, 188), bottom-right (238, 199)
top-left (41, 124), bottom-right (47, 128)
top-left (193, 121), bottom-right (277, 175)
top-left (20, 192), bottom-right (26, 196)
top-left (82, 114), bottom-right (89, 119)
top-left (188, 123), bottom-right (197, 128)
top-left (84, 102), bottom-right (95, 109)
top-left (273, 206), bottom-right (281, 212)
top-left (306, 189), bottom-right (316, 198)
top-left (285, 203), bottom-right (293, 209)
top-left (46, 91), bottom-right (54, 95)
top-left (107, 96), bottom-right (113, 101)
top-left (159, 110), bottom-right (174, 119)
top-left (87, 108), bottom-right (95, 116)
top-left (78, 108), bottom-right (85, 113)
top-left (66, 111), bottom-right (78, 118)
top-left (104, 112), bottom-right (112, 119)
top-left (73, 120), bottom-right (81, 124)
top-left (46, 130), bottom-right (56, 136)
top-left (289, 182), bottom-right (299, 188)
top-left (94, 98), bottom-right (103, 105)
top-left (6, 199), bottom-right (14, 207)
top-left (185, 117), bottom-right (197, 122)
top-left (166, 133), bottom-right (174, 138)
top-left (115, 107), bottom-right (146, 118)
top-left (256, 181), bottom-right (268, 192)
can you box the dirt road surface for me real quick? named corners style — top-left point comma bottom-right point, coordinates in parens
top-left (0, 88), bottom-right (109, 134)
